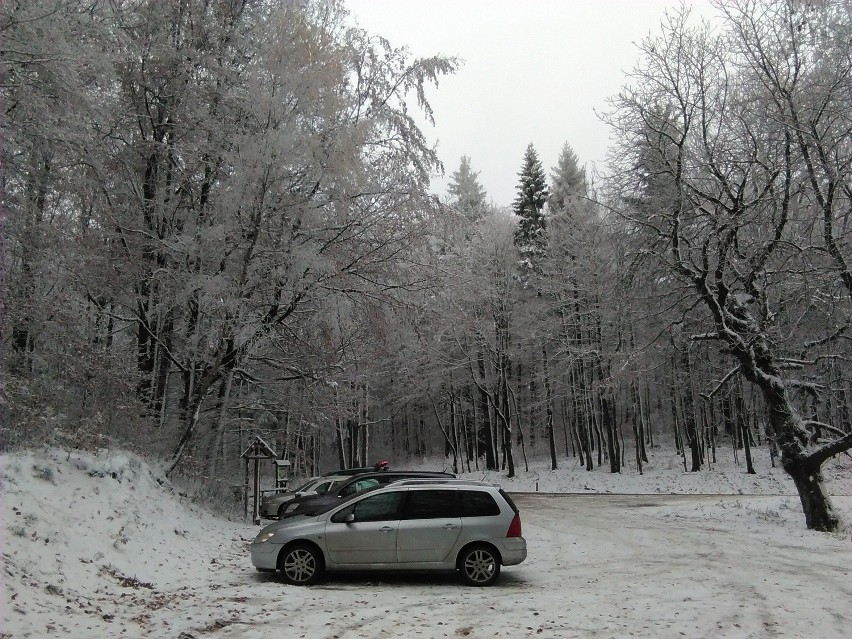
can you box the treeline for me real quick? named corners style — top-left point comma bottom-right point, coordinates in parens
top-left (3, 0), bottom-right (851, 530)
top-left (2, 0), bottom-right (456, 476)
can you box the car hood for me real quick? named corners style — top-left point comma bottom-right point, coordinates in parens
top-left (261, 493), bottom-right (296, 505)
top-left (259, 512), bottom-right (324, 535)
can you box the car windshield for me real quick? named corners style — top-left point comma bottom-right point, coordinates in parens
top-left (291, 477), bottom-right (348, 495)
top-left (338, 478), bottom-right (380, 496)
top-left (313, 480), bottom-right (334, 494)
top-left (292, 478), bottom-right (321, 493)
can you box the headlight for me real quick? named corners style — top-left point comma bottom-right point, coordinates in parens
top-left (253, 531), bottom-right (276, 544)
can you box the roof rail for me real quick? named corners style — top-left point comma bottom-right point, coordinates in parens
top-left (391, 478), bottom-right (495, 487)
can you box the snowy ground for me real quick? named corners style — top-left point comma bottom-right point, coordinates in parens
top-left (450, 444), bottom-right (846, 496)
top-left (1, 446), bottom-right (850, 638)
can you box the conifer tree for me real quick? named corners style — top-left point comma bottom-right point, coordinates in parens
top-left (447, 156), bottom-right (487, 222)
top-left (548, 142), bottom-right (586, 217)
top-left (513, 143), bottom-right (549, 268)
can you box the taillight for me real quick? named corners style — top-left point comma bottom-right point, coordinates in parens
top-left (506, 513), bottom-right (522, 538)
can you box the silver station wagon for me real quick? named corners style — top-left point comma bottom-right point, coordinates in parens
top-left (250, 479), bottom-right (527, 586)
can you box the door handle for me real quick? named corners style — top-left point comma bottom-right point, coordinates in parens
top-left (442, 524), bottom-right (457, 530)
top-left (380, 526), bottom-right (394, 533)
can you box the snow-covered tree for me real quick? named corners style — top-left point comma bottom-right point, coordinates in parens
top-left (513, 144), bottom-right (549, 271)
top-left (608, 0), bottom-right (852, 531)
top-left (548, 143), bottom-right (586, 216)
top-left (1, 0), bottom-right (458, 477)
top-left (447, 156), bottom-right (487, 222)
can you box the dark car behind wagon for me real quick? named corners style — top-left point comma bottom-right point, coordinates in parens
top-left (278, 470), bottom-right (455, 518)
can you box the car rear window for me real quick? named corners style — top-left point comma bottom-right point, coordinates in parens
top-left (460, 490), bottom-right (500, 517)
top-left (498, 489), bottom-right (519, 514)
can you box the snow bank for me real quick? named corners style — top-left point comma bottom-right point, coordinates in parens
top-left (1, 448), bottom-right (255, 637)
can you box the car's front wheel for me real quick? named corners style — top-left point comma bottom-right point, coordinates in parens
top-left (459, 545), bottom-right (501, 586)
top-left (278, 543), bottom-right (323, 585)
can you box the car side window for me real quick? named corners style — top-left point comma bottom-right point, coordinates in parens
top-left (403, 489), bottom-right (457, 519)
top-left (331, 492), bottom-right (403, 523)
top-left (460, 490), bottom-right (500, 517)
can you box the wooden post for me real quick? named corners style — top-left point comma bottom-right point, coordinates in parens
top-left (252, 459), bottom-right (261, 525)
top-left (243, 458), bottom-right (249, 520)
top-left (241, 435), bottom-right (278, 526)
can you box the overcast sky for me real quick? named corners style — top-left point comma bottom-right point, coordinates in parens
top-left (346, 0), bottom-right (719, 208)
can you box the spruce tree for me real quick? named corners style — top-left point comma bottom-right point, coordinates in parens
top-left (513, 143), bottom-right (549, 268)
top-left (447, 156), bottom-right (487, 222)
top-left (548, 142), bottom-right (586, 217)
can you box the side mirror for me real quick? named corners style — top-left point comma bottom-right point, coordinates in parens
top-left (345, 513), bottom-right (356, 524)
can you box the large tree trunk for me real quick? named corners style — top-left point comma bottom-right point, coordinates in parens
top-left (698, 288), bottom-right (846, 531)
top-left (785, 460), bottom-right (839, 532)
top-left (759, 380), bottom-right (840, 532)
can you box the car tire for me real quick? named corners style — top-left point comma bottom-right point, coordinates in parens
top-left (459, 545), bottom-right (500, 586)
top-left (277, 503), bottom-right (288, 519)
top-left (277, 543), bottom-right (323, 586)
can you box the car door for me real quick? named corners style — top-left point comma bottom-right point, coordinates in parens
top-left (396, 488), bottom-right (462, 564)
top-left (324, 491), bottom-right (404, 565)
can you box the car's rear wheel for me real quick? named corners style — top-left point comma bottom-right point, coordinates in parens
top-left (278, 543), bottom-right (323, 585)
top-left (459, 545), bottom-right (500, 586)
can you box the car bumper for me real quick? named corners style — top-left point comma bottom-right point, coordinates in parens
top-left (250, 541), bottom-right (283, 571)
top-left (497, 537), bottom-right (527, 566)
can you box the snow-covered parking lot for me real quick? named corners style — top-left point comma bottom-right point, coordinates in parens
top-left (2, 450), bottom-right (851, 638)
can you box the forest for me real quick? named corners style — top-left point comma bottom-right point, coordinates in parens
top-left (2, 0), bottom-right (851, 531)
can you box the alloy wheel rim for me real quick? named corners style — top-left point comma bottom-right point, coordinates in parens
top-left (464, 550), bottom-right (495, 583)
top-left (284, 549), bottom-right (315, 583)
